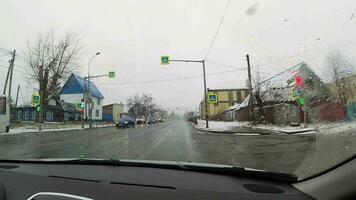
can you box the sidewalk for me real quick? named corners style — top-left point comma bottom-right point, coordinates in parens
top-left (192, 120), bottom-right (313, 135)
top-left (191, 120), bottom-right (279, 135)
top-left (7, 122), bottom-right (115, 134)
top-left (192, 120), bottom-right (356, 135)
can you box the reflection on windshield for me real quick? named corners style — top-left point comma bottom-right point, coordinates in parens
top-left (0, 0), bottom-right (355, 180)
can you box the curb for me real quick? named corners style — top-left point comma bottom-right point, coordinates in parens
top-left (187, 121), bottom-right (266, 135)
top-left (6, 125), bottom-right (116, 135)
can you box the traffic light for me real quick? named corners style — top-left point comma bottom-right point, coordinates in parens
top-left (294, 75), bottom-right (303, 89)
top-left (80, 99), bottom-right (84, 108)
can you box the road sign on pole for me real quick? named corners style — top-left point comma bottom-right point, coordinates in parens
top-left (31, 93), bottom-right (40, 107)
top-left (207, 92), bottom-right (218, 103)
top-left (108, 71), bottom-right (116, 78)
top-left (161, 56), bottom-right (170, 65)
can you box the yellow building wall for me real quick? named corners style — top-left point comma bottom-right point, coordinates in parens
top-left (218, 91), bottom-right (228, 101)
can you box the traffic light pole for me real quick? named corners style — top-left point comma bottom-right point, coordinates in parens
top-left (169, 59), bottom-right (209, 128)
top-left (82, 74), bottom-right (111, 129)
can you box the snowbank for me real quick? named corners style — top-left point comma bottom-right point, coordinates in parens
top-left (196, 120), bottom-right (249, 131)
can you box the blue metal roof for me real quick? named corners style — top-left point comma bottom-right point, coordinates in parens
top-left (59, 74), bottom-right (104, 99)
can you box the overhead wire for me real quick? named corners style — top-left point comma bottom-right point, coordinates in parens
top-left (99, 68), bottom-right (242, 86)
top-left (204, 0), bottom-right (231, 60)
top-left (206, 59), bottom-right (246, 70)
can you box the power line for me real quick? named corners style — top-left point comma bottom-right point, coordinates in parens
top-left (206, 59), bottom-right (246, 70)
top-left (99, 68), bottom-right (242, 86)
top-left (204, 0), bottom-right (231, 60)
top-left (0, 64), bottom-right (29, 75)
top-left (0, 47), bottom-right (11, 54)
top-left (0, 52), bottom-right (11, 58)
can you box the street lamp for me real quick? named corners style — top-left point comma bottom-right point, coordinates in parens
top-left (85, 52), bottom-right (100, 128)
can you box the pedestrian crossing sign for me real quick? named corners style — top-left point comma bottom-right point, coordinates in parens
top-left (31, 93), bottom-right (40, 107)
top-left (208, 92), bottom-right (218, 103)
top-left (161, 56), bottom-right (170, 65)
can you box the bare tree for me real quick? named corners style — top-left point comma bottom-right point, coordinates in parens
top-left (27, 29), bottom-right (82, 105)
top-left (252, 65), bottom-right (268, 122)
top-left (325, 50), bottom-right (355, 105)
top-left (127, 93), bottom-right (157, 117)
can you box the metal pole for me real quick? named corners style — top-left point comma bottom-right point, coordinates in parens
top-left (2, 63), bottom-right (10, 95)
top-left (39, 90), bottom-right (43, 132)
top-left (15, 85), bottom-right (20, 108)
top-left (87, 52), bottom-right (100, 128)
top-left (246, 54), bottom-right (254, 120)
top-left (202, 60), bottom-right (209, 128)
top-left (82, 77), bottom-right (86, 128)
top-left (8, 50), bottom-right (16, 102)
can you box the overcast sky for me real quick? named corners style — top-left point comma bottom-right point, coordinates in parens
top-left (0, 0), bottom-right (355, 111)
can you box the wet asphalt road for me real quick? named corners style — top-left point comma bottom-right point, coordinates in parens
top-left (0, 119), bottom-right (355, 179)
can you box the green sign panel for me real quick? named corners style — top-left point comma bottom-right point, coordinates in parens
top-left (298, 97), bottom-right (305, 107)
top-left (77, 103), bottom-right (84, 109)
top-left (36, 106), bottom-right (41, 112)
top-left (31, 93), bottom-right (40, 106)
top-left (161, 56), bottom-right (170, 65)
top-left (108, 71), bottom-right (116, 78)
top-left (207, 92), bottom-right (218, 103)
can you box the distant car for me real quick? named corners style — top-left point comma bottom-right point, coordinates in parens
top-left (116, 117), bottom-right (135, 128)
top-left (135, 116), bottom-right (146, 125)
top-left (146, 119), bottom-right (155, 124)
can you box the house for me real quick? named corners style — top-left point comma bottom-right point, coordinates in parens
top-left (329, 74), bottom-right (356, 121)
top-left (16, 97), bottom-right (82, 122)
top-left (200, 88), bottom-right (249, 120)
top-left (59, 74), bottom-right (104, 121)
top-left (102, 103), bottom-right (125, 122)
top-left (235, 62), bottom-right (332, 124)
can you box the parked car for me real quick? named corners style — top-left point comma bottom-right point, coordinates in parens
top-left (135, 115), bottom-right (146, 125)
top-left (116, 117), bottom-right (135, 128)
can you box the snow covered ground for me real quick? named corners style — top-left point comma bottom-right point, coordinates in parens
top-left (195, 120), bottom-right (249, 132)
top-left (6, 123), bottom-right (115, 135)
top-left (195, 119), bottom-right (356, 135)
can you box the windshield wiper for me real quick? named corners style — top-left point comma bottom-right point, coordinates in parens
top-left (0, 158), bottom-right (298, 182)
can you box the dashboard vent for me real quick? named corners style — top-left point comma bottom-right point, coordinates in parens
top-left (243, 184), bottom-right (284, 194)
top-left (110, 181), bottom-right (176, 189)
top-left (48, 175), bottom-right (100, 183)
top-left (0, 165), bottom-right (19, 169)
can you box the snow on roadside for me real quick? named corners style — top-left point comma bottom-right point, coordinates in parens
top-left (196, 120), bottom-right (249, 131)
top-left (7, 123), bottom-right (115, 135)
top-left (196, 119), bottom-right (356, 135)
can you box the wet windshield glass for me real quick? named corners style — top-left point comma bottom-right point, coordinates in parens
top-left (0, 0), bottom-right (355, 180)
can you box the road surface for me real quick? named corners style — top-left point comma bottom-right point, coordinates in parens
top-left (0, 119), bottom-right (355, 179)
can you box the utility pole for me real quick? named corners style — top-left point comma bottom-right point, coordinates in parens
top-left (39, 90), bottom-right (43, 131)
top-left (87, 52), bottom-right (100, 128)
top-left (2, 66), bottom-right (10, 95)
top-left (82, 78), bottom-right (86, 128)
top-left (167, 59), bottom-right (209, 128)
top-left (15, 85), bottom-right (20, 107)
top-left (246, 54), bottom-right (254, 120)
top-left (8, 50), bottom-right (16, 105)
top-left (2, 50), bottom-right (15, 95)
top-left (202, 60), bottom-right (209, 128)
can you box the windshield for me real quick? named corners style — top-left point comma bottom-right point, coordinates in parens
top-left (0, 0), bottom-right (355, 181)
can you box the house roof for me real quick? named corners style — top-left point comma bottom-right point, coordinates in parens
top-left (257, 62), bottom-right (324, 102)
top-left (59, 74), bottom-right (104, 99)
top-left (235, 62), bottom-right (326, 110)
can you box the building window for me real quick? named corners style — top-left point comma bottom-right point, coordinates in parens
top-left (237, 91), bottom-right (242, 102)
top-left (64, 113), bottom-right (69, 121)
top-left (24, 111), bottom-right (30, 120)
top-left (32, 111), bottom-right (37, 121)
top-left (95, 109), bottom-right (99, 117)
top-left (46, 111), bottom-right (54, 121)
top-left (17, 111), bottom-right (22, 120)
top-left (97, 98), bottom-right (100, 105)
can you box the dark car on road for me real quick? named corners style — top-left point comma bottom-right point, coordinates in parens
top-left (116, 116), bottom-right (135, 128)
